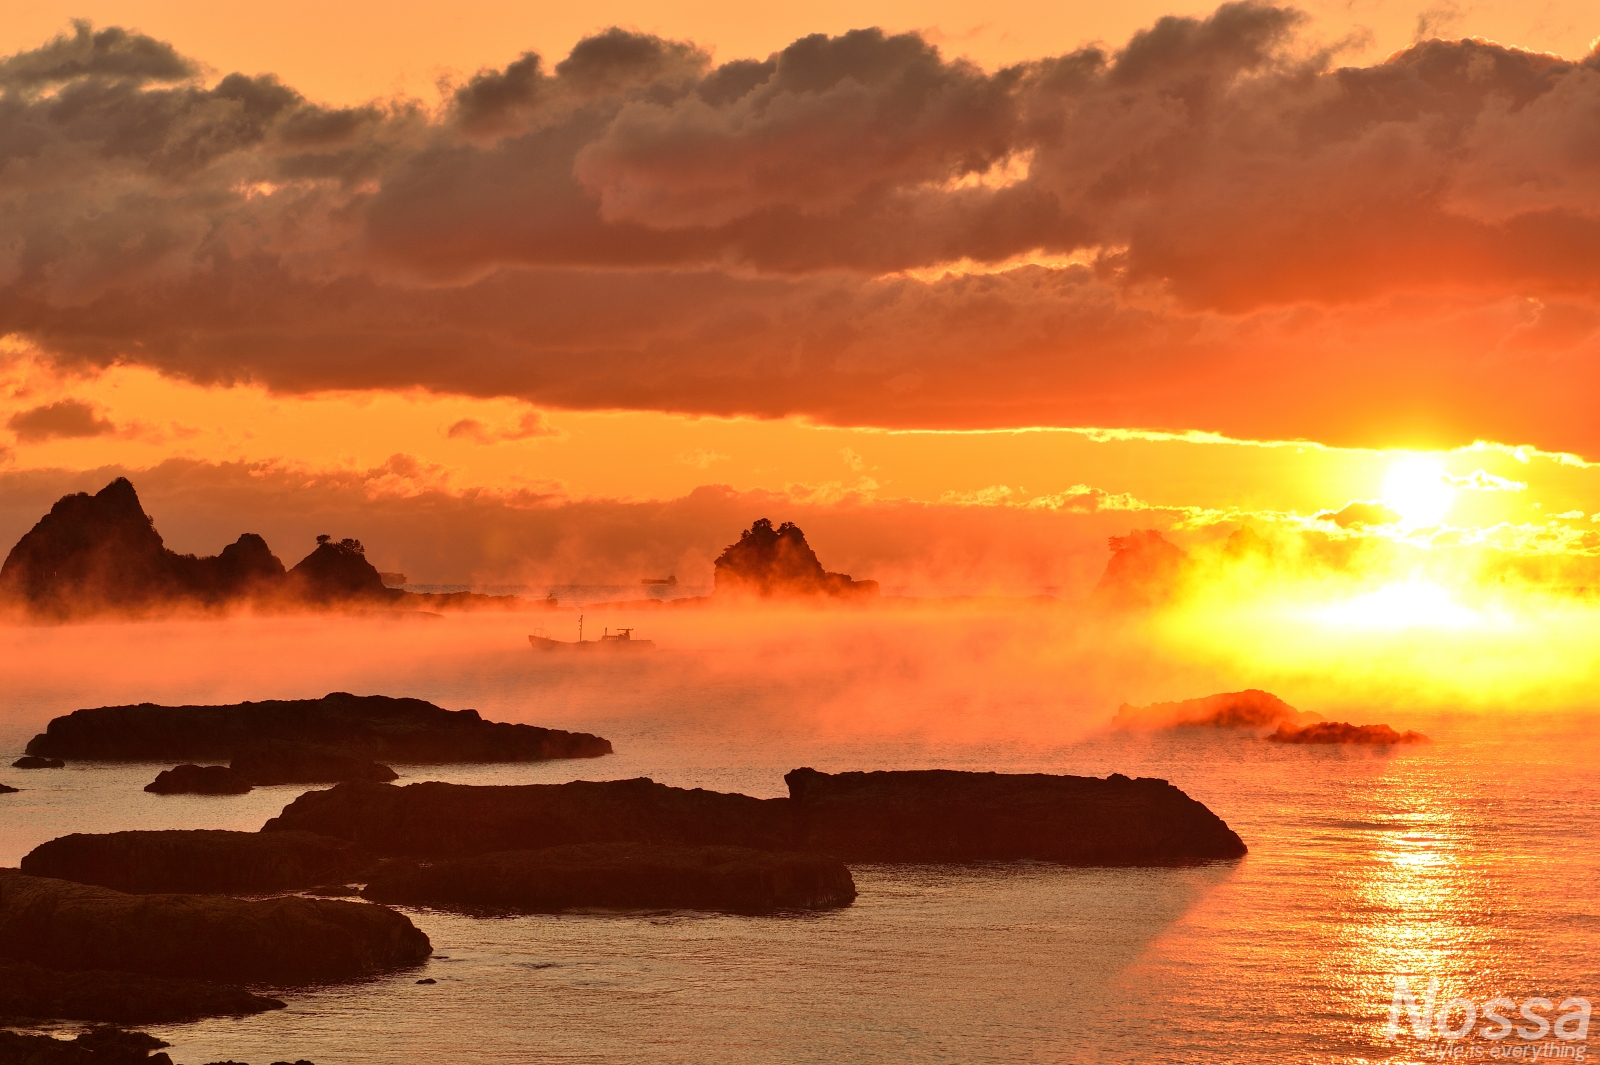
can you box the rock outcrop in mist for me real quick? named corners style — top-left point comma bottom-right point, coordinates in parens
top-left (713, 518), bottom-right (877, 599)
top-left (0, 478), bottom-right (396, 617)
top-left (1266, 721), bottom-right (1430, 745)
top-left (1091, 530), bottom-right (1190, 608)
top-left (1112, 689), bottom-right (1323, 730)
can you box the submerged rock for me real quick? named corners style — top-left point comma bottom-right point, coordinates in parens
top-left (265, 770), bottom-right (1247, 866)
top-left (1266, 721), bottom-right (1429, 745)
top-left (1111, 689), bottom-right (1322, 730)
top-left (784, 768), bottom-right (1247, 864)
top-left (0, 961), bottom-right (283, 1024)
top-left (144, 765), bottom-right (254, 795)
top-left (231, 742), bottom-right (397, 785)
top-left (0, 870), bottom-right (431, 985)
top-left (0, 1024), bottom-right (175, 1064)
top-left (13, 756), bottom-right (65, 769)
top-left (361, 843), bottom-right (857, 913)
top-left (263, 778), bottom-right (788, 859)
top-left (26, 692), bottom-right (610, 764)
top-left (21, 830), bottom-right (375, 895)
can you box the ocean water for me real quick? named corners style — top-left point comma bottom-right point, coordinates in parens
top-left (0, 608), bottom-right (1595, 1064)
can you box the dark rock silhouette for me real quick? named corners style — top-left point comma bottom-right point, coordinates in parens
top-left (1112, 689), bottom-right (1323, 730)
top-left (0, 869), bottom-right (431, 985)
top-left (1267, 721), bottom-right (1430, 745)
top-left (0, 478), bottom-right (541, 618)
top-left (713, 518), bottom-right (877, 599)
top-left (0, 961), bottom-right (282, 1025)
top-left (265, 771), bottom-right (1246, 866)
top-left (144, 765), bottom-right (254, 795)
top-left (231, 743), bottom-right (398, 785)
top-left (264, 778), bottom-right (788, 858)
top-left (361, 843), bottom-right (857, 913)
top-left (0, 478), bottom-right (173, 614)
top-left (25, 692), bottom-right (611, 764)
top-left (0, 1023), bottom-right (176, 1063)
top-left (287, 536), bottom-right (391, 602)
top-left (0, 782), bottom-right (17, 793)
top-left (0, 479), bottom-right (303, 617)
top-left (1091, 530), bottom-right (1190, 607)
top-left (784, 768), bottom-right (1246, 864)
top-left (14, 756), bottom-right (65, 769)
top-left (22, 830), bottom-right (375, 895)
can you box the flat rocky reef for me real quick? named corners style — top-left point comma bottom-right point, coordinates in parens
top-left (360, 843), bottom-right (858, 914)
top-left (264, 768), bottom-right (1247, 865)
top-left (0, 869), bottom-right (431, 986)
top-left (20, 831), bottom-right (375, 896)
top-left (0, 961), bottom-right (284, 1026)
top-left (21, 692), bottom-right (611, 764)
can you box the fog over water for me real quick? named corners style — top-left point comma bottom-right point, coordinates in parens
top-left (1, 607), bottom-right (1596, 1063)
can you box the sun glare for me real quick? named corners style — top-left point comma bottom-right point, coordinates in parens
top-left (1382, 456), bottom-right (1456, 527)
top-left (1310, 578), bottom-right (1483, 630)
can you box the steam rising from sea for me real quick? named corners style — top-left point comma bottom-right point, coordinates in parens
top-left (1, 604), bottom-right (1596, 1062)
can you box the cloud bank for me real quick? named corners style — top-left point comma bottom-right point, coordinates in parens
top-left (3, 11), bottom-right (1600, 450)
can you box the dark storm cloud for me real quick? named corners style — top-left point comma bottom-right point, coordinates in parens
top-left (2, 6), bottom-right (1600, 451)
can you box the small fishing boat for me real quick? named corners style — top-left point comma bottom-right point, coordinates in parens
top-left (528, 616), bottom-right (655, 651)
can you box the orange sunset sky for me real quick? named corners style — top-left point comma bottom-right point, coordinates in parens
top-left (2, 0), bottom-right (1599, 592)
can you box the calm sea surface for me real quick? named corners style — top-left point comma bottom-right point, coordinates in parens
top-left (1, 609), bottom-right (1595, 1064)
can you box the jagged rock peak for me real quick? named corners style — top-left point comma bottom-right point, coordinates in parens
top-left (713, 518), bottom-right (877, 599)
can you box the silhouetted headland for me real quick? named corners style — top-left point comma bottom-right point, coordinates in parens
top-left (361, 843), bottom-right (858, 914)
top-left (143, 764), bottom-right (254, 795)
top-left (22, 830), bottom-right (375, 896)
top-left (1267, 721), bottom-right (1430, 744)
top-left (0, 869), bottom-right (431, 985)
top-left (1112, 689), bottom-right (1323, 730)
top-left (22, 692), bottom-right (611, 764)
top-left (0, 477), bottom-right (548, 618)
top-left (264, 770), bottom-right (1246, 865)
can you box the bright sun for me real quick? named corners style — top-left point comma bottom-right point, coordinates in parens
top-left (1382, 456), bottom-right (1456, 527)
